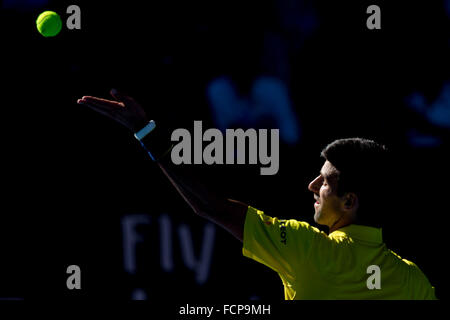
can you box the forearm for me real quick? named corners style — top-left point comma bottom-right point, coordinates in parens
top-left (156, 155), bottom-right (247, 241)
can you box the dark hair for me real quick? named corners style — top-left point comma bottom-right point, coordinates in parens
top-left (320, 138), bottom-right (390, 227)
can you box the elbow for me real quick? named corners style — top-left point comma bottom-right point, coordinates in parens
top-left (190, 203), bottom-right (209, 218)
top-left (195, 208), bottom-right (207, 218)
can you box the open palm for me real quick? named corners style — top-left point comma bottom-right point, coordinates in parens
top-left (77, 89), bottom-right (149, 132)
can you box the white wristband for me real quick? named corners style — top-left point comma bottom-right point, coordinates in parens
top-left (134, 120), bottom-right (156, 141)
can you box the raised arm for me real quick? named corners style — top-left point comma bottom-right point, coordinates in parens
top-left (77, 89), bottom-right (247, 241)
top-left (157, 157), bottom-right (247, 241)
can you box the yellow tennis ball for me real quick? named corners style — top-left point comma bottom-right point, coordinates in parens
top-left (36, 11), bottom-right (62, 37)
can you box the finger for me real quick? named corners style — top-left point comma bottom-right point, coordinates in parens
top-left (81, 96), bottom-right (125, 108)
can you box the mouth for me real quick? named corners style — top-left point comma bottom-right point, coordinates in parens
top-left (314, 196), bottom-right (320, 206)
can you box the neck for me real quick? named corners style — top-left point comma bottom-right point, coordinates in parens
top-left (329, 215), bottom-right (353, 233)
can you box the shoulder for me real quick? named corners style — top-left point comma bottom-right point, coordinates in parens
top-left (395, 255), bottom-right (436, 299)
top-left (247, 206), bottom-right (323, 235)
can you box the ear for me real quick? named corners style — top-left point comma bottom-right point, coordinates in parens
top-left (343, 193), bottom-right (358, 211)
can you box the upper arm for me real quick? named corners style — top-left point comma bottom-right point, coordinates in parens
top-left (200, 199), bottom-right (248, 242)
top-left (156, 159), bottom-right (247, 242)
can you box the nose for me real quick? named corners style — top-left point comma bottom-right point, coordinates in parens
top-left (308, 176), bottom-right (321, 193)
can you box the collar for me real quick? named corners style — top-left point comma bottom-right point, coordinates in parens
top-left (330, 224), bottom-right (383, 244)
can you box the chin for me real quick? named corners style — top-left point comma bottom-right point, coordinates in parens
top-left (313, 211), bottom-right (322, 224)
top-left (314, 210), bottom-right (329, 226)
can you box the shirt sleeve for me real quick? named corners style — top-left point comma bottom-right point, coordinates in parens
top-left (242, 206), bottom-right (322, 279)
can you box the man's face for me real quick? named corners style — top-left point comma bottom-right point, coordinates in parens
top-left (308, 160), bottom-right (344, 227)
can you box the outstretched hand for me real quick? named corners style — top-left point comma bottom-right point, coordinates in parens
top-left (77, 89), bottom-right (149, 133)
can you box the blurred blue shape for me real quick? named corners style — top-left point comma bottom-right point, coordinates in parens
top-left (405, 81), bottom-right (450, 148)
top-left (407, 129), bottom-right (442, 148)
top-left (3, 0), bottom-right (49, 10)
top-left (426, 82), bottom-right (450, 128)
top-left (405, 92), bottom-right (427, 115)
top-left (131, 288), bottom-right (147, 300)
top-left (207, 76), bottom-right (301, 145)
top-left (251, 77), bottom-right (301, 144)
top-left (446, 0), bottom-right (450, 18)
top-left (207, 77), bottom-right (247, 131)
top-left (277, 0), bottom-right (318, 35)
top-left (406, 82), bottom-right (450, 129)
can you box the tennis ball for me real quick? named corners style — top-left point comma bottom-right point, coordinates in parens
top-left (36, 11), bottom-right (62, 37)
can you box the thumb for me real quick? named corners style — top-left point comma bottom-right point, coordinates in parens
top-left (110, 88), bottom-right (135, 104)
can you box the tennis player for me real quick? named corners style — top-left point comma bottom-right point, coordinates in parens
top-left (77, 89), bottom-right (437, 300)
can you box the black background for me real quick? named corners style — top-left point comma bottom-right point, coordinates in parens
top-left (1, 0), bottom-right (449, 305)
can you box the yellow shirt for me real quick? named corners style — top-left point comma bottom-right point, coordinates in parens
top-left (242, 206), bottom-right (437, 300)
